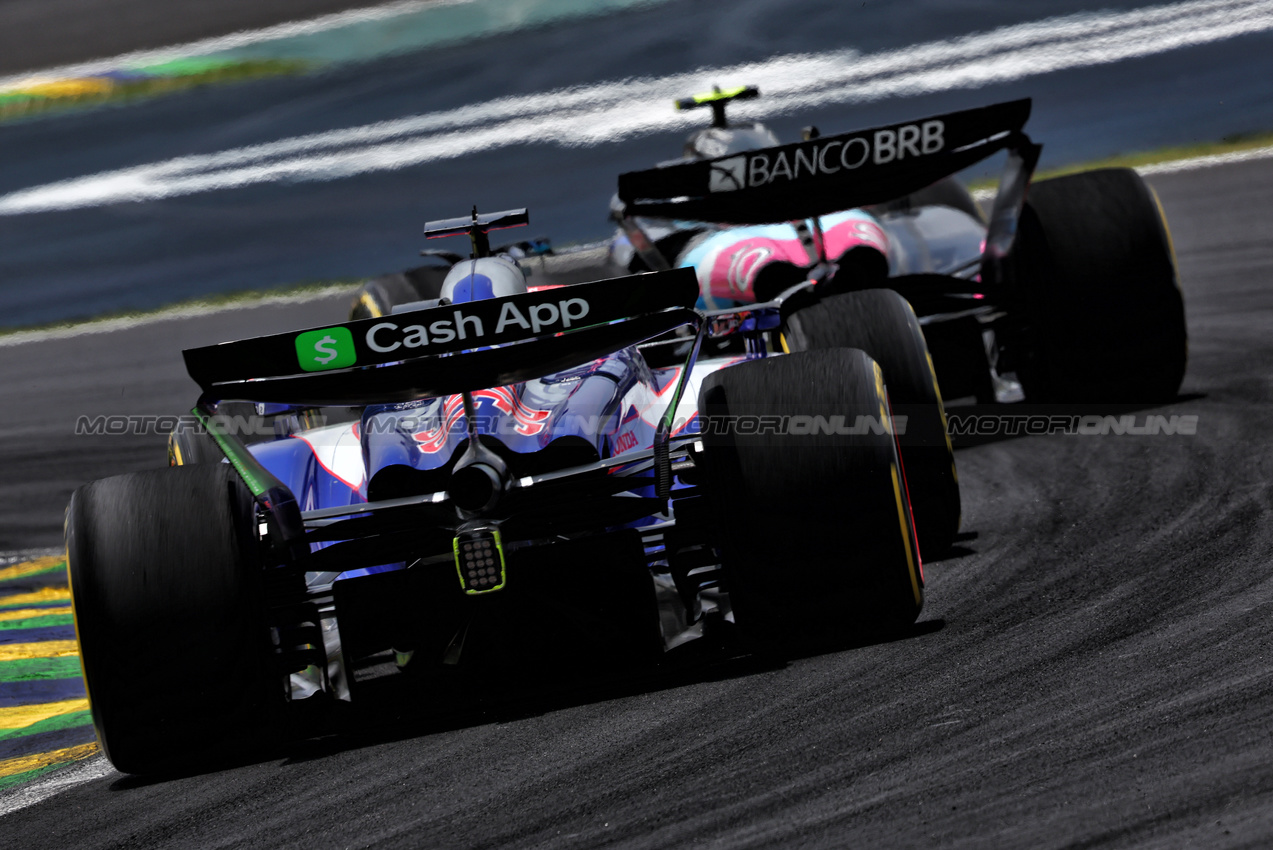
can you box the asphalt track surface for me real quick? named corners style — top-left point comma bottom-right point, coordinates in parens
top-left (0, 149), bottom-right (1270, 849)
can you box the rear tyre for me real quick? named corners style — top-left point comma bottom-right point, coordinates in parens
top-left (167, 424), bottom-right (222, 466)
top-left (1011, 167), bottom-right (1187, 402)
top-left (349, 265), bottom-right (449, 320)
top-left (66, 464), bottom-right (279, 775)
top-left (698, 349), bottom-right (923, 647)
top-left (782, 289), bottom-right (960, 557)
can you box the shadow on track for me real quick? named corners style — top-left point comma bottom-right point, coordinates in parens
top-left (925, 530), bottom-right (978, 564)
top-left (105, 617), bottom-right (946, 788)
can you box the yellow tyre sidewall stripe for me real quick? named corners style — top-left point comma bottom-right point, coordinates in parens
top-left (1149, 185), bottom-right (1181, 288)
top-left (891, 463), bottom-right (922, 606)
top-left (358, 291), bottom-right (384, 318)
top-left (1149, 184), bottom-right (1189, 364)
top-left (874, 361), bottom-right (921, 606)
top-left (64, 544), bottom-right (97, 724)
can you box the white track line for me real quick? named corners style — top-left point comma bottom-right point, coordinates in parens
top-left (3, 143), bottom-right (1270, 349)
top-left (1135, 144), bottom-right (1273, 175)
top-left (3, 0), bottom-right (1272, 216)
top-left (0, 549), bottom-right (62, 567)
top-left (0, 286), bottom-right (350, 348)
top-left (970, 143), bottom-right (1273, 201)
top-left (0, 755), bottom-right (114, 819)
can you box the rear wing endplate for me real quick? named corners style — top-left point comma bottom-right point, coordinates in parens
top-left (617, 98), bottom-right (1035, 225)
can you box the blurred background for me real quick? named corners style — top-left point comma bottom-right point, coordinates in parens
top-left (1, 0), bottom-right (1271, 328)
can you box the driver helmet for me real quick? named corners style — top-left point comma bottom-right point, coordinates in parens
top-left (683, 123), bottom-right (780, 160)
top-left (440, 256), bottom-right (527, 304)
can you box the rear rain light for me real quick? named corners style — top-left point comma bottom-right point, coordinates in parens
top-left (453, 527), bottom-right (507, 595)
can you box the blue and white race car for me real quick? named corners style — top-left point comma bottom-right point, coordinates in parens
top-left (67, 203), bottom-right (935, 775)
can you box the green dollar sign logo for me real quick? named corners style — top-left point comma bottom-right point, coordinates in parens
top-left (295, 327), bottom-right (356, 371)
top-left (313, 335), bottom-right (340, 365)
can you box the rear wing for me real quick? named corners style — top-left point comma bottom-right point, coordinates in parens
top-left (675, 84), bottom-right (759, 128)
top-left (617, 98), bottom-right (1036, 225)
top-left (424, 207), bottom-right (529, 258)
top-left (184, 267), bottom-right (700, 406)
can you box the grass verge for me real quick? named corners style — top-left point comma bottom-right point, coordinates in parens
top-left (0, 59), bottom-right (312, 123)
top-left (968, 130), bottom-right (1273, 191)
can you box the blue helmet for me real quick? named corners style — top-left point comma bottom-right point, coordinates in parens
top-left (440, 256), bottom-right (528, 304)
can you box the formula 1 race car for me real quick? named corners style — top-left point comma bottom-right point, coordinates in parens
top-left (66, 207), bottom-right (930, 776)
top-left (612, 87), bottom-right (1187, 412)
top-left (608, 90), bottom-right (1187, 552)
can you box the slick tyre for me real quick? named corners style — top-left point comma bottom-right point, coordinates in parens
top-left (698, 349), bottom-right (924, 647)
top-left (782, 289), bottom-right (960, 557)
top-left (1011, 167), bottom-right (1187, 402)
top-left (167, 424), bottom-right (222, 466)
top-left (349, 265), bottom-right (449, 320)
top-left (66, 464), bottom-right (279, 775)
